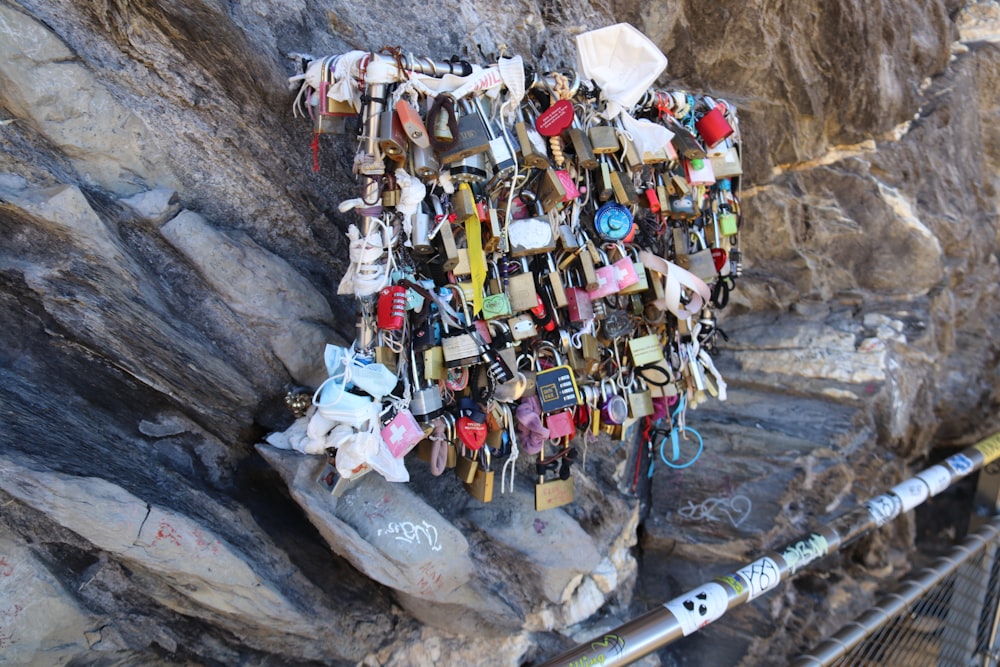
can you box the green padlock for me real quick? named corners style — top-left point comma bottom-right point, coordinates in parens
top-left (719, 212), bottom-right (739, 237)
top-left (482, 293), bottom-right (513, 320)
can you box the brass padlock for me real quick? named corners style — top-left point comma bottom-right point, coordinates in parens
top-left (655, 175), bottom-right (670, 208)
top-left (539, 168), bottom-right (568, 213)
top-left (686, 228), bottom-right (719, 282)
top-left (566, 124), bottom-right (598, 170)
top-left (628, 333), bottom-right (665, 367)
top-left (578, 231), bottom-right (601, 291)
top-left (452, 247), bottom-right (471, 277)
top-left (482, 205), bottom-right (503, 253)
top-left (423, 345), bottom-right (445, 381)
top-left (535, 444), bottom-right (575, 511)
top-left (616, 124), bottom-right (643, 174)
top-left (628, 378), bottom-right (655, 419)
top-left (643, 146), bottom-right (669, 165)
top-left (464, 448), bottom-right (494, 502)
top-left (440, 286), bottom-right (480, 368)
top-left (568, 332), bottom-right (600, 377)
top-left (374, 344), bottom-right (398, 375)
top-left (314, 56), bottom-right (356, 135)
top-left (596, 157), bottom-right (614, 202)
top-left (669, 120), bottom-right (707, 160)
top-left (516, 103), bottom-right (551, 169)
top-left (611, 170), bottom-right (639, 206)
top-left (507, 259), bottom-right (538, 313)
top-left (435, 217), bottom-right (460, 271)
top-left (545, 253), bottom-right (568, 309)
top-left (455, 443), bottom-right (479, 484)
top-left (508, 313), bottom-right (538, 341)
top-left (589, 124), bottom-right (620, 155)
top-left (452, 183), bottom-right (478, 220)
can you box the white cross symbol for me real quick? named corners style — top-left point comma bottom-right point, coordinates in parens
top-left (614, 266), bottom-right (628, 282)
top-left (595, 273), bottom-right (608, 289)
top-left (388, 423), bottom-right (406, 444)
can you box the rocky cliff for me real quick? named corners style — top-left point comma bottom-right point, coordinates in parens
top-left (1, 1), bottom-right (999, 666)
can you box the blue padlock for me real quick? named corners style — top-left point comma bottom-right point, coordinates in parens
top-left (593, 201), bottom-right (635, 242)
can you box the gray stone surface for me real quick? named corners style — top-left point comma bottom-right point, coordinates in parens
top-left (161, 209), bottom-right (338, 387)
top-left (0, 526), bottom-right (96, 665)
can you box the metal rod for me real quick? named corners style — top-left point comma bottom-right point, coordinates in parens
top-left (535, 432), bottom-right (1000, 667)
top-left (790, 517), bottom-right (1000, 667)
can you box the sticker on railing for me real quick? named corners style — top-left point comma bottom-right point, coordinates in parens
top-left (915, 465), bottom-right (952, 496)
top-left (735, 557), bottom-right (780, 601)
top-left (664, 582), bottom-right (728, 635)
top-left (714, 573), bottom-right (748, 597)
top-left (866, 493), bottom-right (903, 527)
top-left (890, 477), bottom-right (929, 513)
top-left (974, 433), bottom-right (1000, 465)
top-left (780, 533), bottom-right (829, 576)
top-left (945, 453), bottom-right (974, 476)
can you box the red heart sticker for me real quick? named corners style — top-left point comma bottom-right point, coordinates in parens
top-left (456, 416), bottom-right (487, 450)
top-left (535, 99), bottom-right (574, 137)
top-left (712, 247), bottom-right (728, 272)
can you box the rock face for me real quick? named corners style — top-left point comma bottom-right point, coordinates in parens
top-left (1, 1), bottom-right (999, 666)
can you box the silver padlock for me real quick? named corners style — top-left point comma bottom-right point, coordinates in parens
top-left (440, 285), bottom-right (481, 368)
top-left (472, 96), bottom-right (516, 179)
top-left (409, 348), bottom-right (444, 422)
top-left (411, 201), bottom-right (435, 254)
top-left (410, 142), bottom-right (440, 180)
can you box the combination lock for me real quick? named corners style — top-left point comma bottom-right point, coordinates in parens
top-left (377, 285), bottom-right (407, 330)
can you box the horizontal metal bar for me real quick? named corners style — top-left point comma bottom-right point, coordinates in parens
top-left (535, 432), bottom-right (1000, 667)
top-left (790, 516), bottom-right (1000, 666)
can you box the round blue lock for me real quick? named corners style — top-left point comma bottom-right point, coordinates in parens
top-left (594, 202), bottom-right (634, 242)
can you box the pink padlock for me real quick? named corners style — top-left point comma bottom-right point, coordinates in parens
top-left (545, 409), bottom-right (576, 439)
top-left (565, 270), bottom-right (595, 323)
top-left (586, 251), bottom-right (622, 300)
top-left (607, 245), bottom-right (639, 291)
top-left (555, 170), bottom-right (580, 202)
top-left (381, 409), bottom-right (425, 458)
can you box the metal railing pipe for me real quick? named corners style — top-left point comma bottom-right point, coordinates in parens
top-left (790, 517), bottom-right (1000, 666)
top-left (536, 432), bottom-right (1000, 667)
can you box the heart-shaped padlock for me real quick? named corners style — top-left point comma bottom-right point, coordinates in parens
top-left (535, 99), bottom-right (574, 137)
top-left (456, 416), bottom-right (488, 450)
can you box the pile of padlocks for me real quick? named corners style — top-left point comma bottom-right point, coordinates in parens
top-left (282, 25), bottom-right (743, 509)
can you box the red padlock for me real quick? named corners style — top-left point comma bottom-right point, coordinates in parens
top-left (530, 295), bottom-right (557, 333)
top-left (695, 104), bottom-right (734, 149)
top-left (535, 99), bottom-right (574, 137)
top-left (644, 186), bottom-right (661, 213)
top-left (377, 285), bottom-right (407, 330)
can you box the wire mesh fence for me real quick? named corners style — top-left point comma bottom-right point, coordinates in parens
top-left (792, 516), bottom-right (1000, 667)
